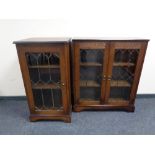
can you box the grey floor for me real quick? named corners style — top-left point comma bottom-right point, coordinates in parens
top-left (0, 97), bottom-right (155, 135)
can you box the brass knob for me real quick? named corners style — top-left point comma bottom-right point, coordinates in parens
top-left (102, 75), bottom-right (106, 80)
top-left (108, 76), bottom-right (111, 80)
top-left (61, 83), bottom-right (65, 86)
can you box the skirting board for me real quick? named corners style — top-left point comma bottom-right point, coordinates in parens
top-left (0, 94), bottom-right (155, 101)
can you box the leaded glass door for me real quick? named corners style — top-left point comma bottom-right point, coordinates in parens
top-left (74, 42), bottom-right (109, 105)
top-left (23, 45), bottom-right (68, 114)
top-left (105, 42), bottom-right (142, 105)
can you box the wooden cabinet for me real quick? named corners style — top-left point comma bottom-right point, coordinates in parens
top-left (14, 38), bottom-right (71, 122)
top-left (72, 38), bottom-right (149, 112)
top-left (14, 37), bottom-right (149, 122)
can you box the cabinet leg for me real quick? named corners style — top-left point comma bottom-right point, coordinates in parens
top-left (73, 106), bottom-right (82, 112)
top-left (126, 106), bottom-right (135, 112)
top-left (64, 116), bottom-right (71, 123)
top-left (29, 115), bottom-right (71, 123)
top-left (29, 116), bottom-right (37, 122)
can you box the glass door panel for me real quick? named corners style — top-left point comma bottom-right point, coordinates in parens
top-left (79, 49), bottom-right (104, 101)
top-left (26, 52), bottom-right (63, 110)
top-left (109, 49), bottom-right (139, 102)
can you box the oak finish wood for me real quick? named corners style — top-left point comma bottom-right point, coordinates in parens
top-left (14, 38), bottom-right (71, 122)
top-left (72, 39), bottom-right (149, 112)
top-left (14, 37), bottom-right (149, 122)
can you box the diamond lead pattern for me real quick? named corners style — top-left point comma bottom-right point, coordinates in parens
top-left (26, 52), bottom-right (62, 110)
top-left (110, 49), bottom-right (139, 100)
top-left (26, 52), bottom-right (60, 85)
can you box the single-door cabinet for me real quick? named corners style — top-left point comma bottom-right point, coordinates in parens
top-left (14, 38), bottom-right (71, 122)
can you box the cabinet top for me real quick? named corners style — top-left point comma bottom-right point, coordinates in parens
top-left (13, 37), bottom-right (150, 44)
top-left (13, 37), bottom-right (70, 44)
top-left (72, 37), bottom-right (149, 41)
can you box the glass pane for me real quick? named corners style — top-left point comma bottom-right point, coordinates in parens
top-left (32, 89), bottom-right (62, 110)
top-left (80, 49), bottom-right (103, 64)
top-left (80, 66), bottom-right (102, 82)
top-left (111, 66), bottom-right (133, 84)
top-left (26, 52), bottom-right (61, 85)
top-left (114, 49), bottom-right (139, 64)
top-left (27, 53), bottom-right (60, 65)
top-left (110, 87), bottom-right (131, 100)
top-left (29, 68), bottom-right (60, 84)
top-left (80, 49), bottom-right (104, 101)
top-left (110, 49), bottom-right (139, 101)
top-left (26, 52), bottom-right (63, 111)
top-left (80, 88), bottom-right (101, 100)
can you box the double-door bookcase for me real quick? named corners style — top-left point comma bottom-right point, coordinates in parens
top-left (72, 38), bottom-right (149, 112)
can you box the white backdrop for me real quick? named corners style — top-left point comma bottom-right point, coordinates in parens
top-left (0, 1), bottom-right (155, 96)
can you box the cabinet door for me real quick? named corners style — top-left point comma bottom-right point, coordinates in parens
top-left (73, 42), bottom-right (109, 105)
top-left (105, 42), bottom-right (147, 105)
top-left (17, 44), bottom-right (69, 115)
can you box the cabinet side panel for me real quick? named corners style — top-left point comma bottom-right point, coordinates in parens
top-left (73, 42), bottom-right (80, 105)
top-left (16, 45), bottom-right (35, 112)
top-left (129, 42), bottom-right (148, 104)
top-left (63, 43), bottom-right (71, 114)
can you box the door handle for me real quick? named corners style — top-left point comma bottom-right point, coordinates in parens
top-left (57, 82), bottom-right (65, 86)
top-left (102, 75), bottom-right (106, 80)
top-left (107, 76), bottom-right (111, 80)
top-left (61, 83), bottom-right (65, 86)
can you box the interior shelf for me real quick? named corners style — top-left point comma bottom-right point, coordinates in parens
top-left (107, 98), bottom-right (129, 106)
top-left (80, 98), bottom-right (100, 101)
top-left (32, 83), bottom-right (60, 89)
top-left (111, 80), bottom-right (131, 87)
top-left (113, 62), bottom-right (135, 67)
top-left (35, 106), bottom-right (63, 111)
top-left (109, 98), bottom-right (129, 102)
top-left (79, 98), bottom-right (129, 105)
top-left (80, 62), bottom-right (102, 67)
top-left (80, 80), bottom-right (100, 87)
top-left (28, 65), bottom-right (60, 68)
top-left (80, 80), bottom-right (131, 87)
